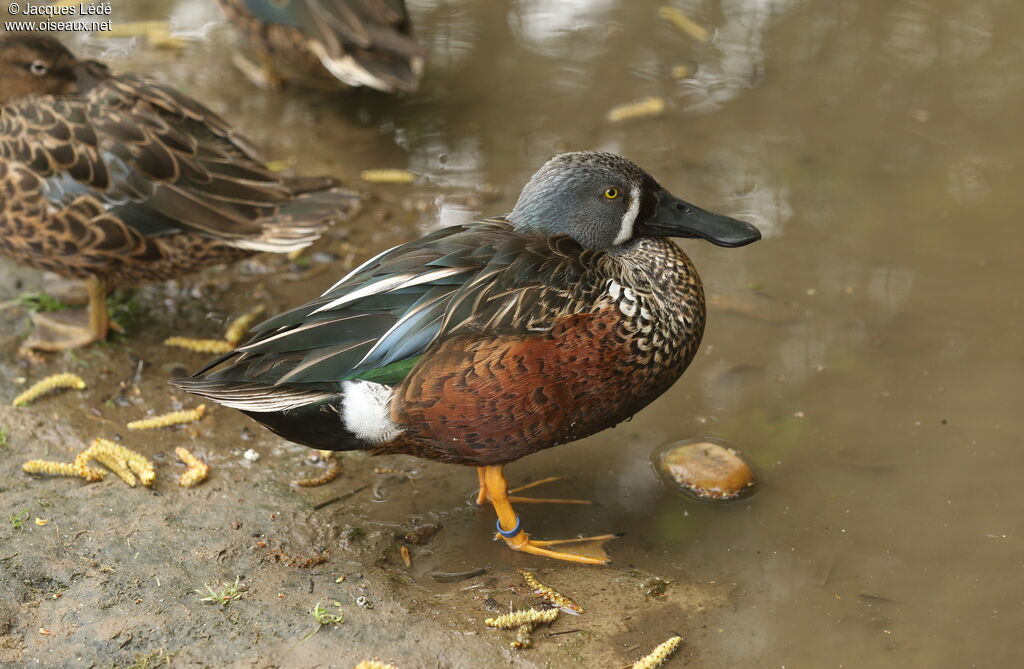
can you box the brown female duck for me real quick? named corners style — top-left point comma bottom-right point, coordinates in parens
top-left (0, 34), bottom-right (358, 350)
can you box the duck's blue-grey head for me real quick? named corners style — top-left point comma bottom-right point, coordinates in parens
top-left (509, 151), bottom-right (761, 250)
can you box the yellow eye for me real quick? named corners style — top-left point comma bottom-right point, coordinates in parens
top-left (604, 187), bottom-right (619, 199)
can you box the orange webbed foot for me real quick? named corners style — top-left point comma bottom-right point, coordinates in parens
top-left (476, 465), bottom-right (616, 565)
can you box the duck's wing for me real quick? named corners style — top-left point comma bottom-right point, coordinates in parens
top-left (0, 96), bottom-right (350, 252)
top-left (0, 156), bottom-right (168, 275)
top-left (177, 218), bottom-right (605, 400)
top-left (77, 61), bottom-right (263, 162)
top-left (242, 0), bottom-right (427, 91)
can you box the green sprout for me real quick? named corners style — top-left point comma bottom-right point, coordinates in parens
top-left (106, 291), bottom-right (143, 331)
top-left (9, 509), bottom-right (29, 530)
top-left (0, 427), bottom-right (8, 448)
top-left (18, 292), bottom-right (70, 313)
top-left (299, 601), bottom-right (344, 643)
top-left (196, 576), bottom-right (246, 607)
top-left (109, 648), bottom-right (176, 669)
top-left (311, 601), bottom-right (344, 625)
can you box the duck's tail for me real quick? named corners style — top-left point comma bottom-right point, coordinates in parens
top-left (171, 377), bottom-right (374, 452)
top-left (233, 179), bottom-right (361, 253)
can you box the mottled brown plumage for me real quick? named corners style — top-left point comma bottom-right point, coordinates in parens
top-left (217, 0), bottom-right (426, 92)
top-left (0, 34), bottom-right (358, 349)
top-left (382, 238), bottom-right (704, 466)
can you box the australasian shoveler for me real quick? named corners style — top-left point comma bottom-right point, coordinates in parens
top-left (176, 151), bottom-right (761, 564)
top-left (216, 0), bottom-right (427, 93)
top-left (0, 34), bottom-right (359, 350)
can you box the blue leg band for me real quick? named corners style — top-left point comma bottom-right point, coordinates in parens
top-left (496, 515), bottom-right (522, 538)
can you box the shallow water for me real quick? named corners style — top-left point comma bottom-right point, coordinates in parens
top-left (5, 0), bottom-right (1024, 665)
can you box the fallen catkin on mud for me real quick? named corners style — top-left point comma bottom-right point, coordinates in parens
top-left (12, 373), bottom-right (86, 406)
top-left (87, 438), bottom-right (155, 486)
top-left (164, 337), bottom-right (234, 353)
top-left (484, 608), bottom-right (559, 629)
top-left (632, 635), bottom-right (683, 669)
top-left (360, 169), bottom-right (416, 183)
top-left (176, 447), bottom-right (209, 487)
top-left (22, 459), bottom-right (102, 481)
top-left (127, 405), bottom-right (207, 430)
top-left (88, 449), bottom-right (137, 487)
top-left (518, 568), bottom-right (584, 614)
top-left (225, 305), bottom-right (265, 345)
top-left (511, 623), bottom-right (535, 649)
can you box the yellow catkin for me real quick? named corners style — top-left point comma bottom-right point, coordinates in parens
top-left (22, 457), bottom-right (104, 482)
top-left (224, 305), bottom-right (265, 345)
top-left (354, 662), bottom-right (400, 669)
top-left (176, 447), bottom-right (209, 488)
top-left (164, 337), bottom-right (235, 354)
top-left (88, 438), bottom-right (155, 486)
top-left (292, 453), bottom-right (343, 487)
top-left (607, 97), bottom-right (667, 122)
top-left (89, 449), bottom-right (136, 487)
top-left (148, 30), bottom-right (188, 50)
top-left (518, 569), bottom-right (584, 614)
top-left (12, 373), bottom-right (86, 407)
top-left (632, 635), bottom-right (684, 669)
top-left (671, 64), bottom-right (693, 79)
top-left (127, 405), bottom-right (207, 430)
top-left (484, 608), bottom-right (559, 630)
top-left (265, 159), bottom-right (294, 172)
top-left (101, 21), bottom-right (170, 38)
top-left (511, 623), bottom-right (535, 649)
top-left (360, 169), bottom-right (416, 184)
top-left (658, 6), bottom-right (710, 43)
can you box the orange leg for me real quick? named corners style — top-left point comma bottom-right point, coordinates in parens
top-left (476, 467), bottom-right (488, 505)
top-left (86, 276), bottom-right (111, 341)
top-left (477, 465), bottom-right (617, 565)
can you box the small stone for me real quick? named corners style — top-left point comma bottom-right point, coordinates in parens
top-left (403, 523), bottom-right (441, 545)
top-left (658, 440), bottom-right (755, 500)
top-left (641, 577), bottom-right (670, 597)
top-left (243, 449), bottom-right (260, 462)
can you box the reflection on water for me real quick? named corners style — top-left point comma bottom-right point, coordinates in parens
top-left (8, 0), bottom-right (1024, 665)
top-left (510, 0), bottom-right (618, 58)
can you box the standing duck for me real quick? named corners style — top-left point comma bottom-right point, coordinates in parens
top-left (0, 34), bottom-right (358, 350)
top-left (176, 152), bottom-right (761, 564)
top-left (216, 0), bottom-right (427, 92)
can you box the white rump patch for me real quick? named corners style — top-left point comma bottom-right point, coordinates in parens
top-left (612, 185), bottom-right (642, 245)
top-left (341, 380), bottom-right (402, 443)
